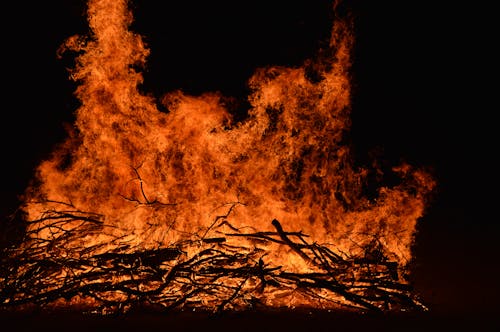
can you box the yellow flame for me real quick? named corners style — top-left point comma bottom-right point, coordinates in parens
top-left (23, 0), bottom-right (434, 294)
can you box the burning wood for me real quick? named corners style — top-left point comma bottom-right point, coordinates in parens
top-left (0, 211), bottom-right (426, 314)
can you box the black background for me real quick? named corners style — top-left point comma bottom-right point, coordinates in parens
top-left (1, 0), bottom-right (498, 330)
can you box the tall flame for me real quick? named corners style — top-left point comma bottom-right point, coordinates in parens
top-left (20, 0), bottom-right (434, 309)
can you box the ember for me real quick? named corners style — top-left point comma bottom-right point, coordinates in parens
top-left (1, 0), bottom-right (434, 314)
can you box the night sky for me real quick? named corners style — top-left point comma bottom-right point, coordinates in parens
top-left (1, 0), bottom-right (498, 327)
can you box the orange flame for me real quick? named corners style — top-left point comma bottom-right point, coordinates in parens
top-left (21, 0), bottom-right (434, 308)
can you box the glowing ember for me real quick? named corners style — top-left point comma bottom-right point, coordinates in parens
top-left (1, 0), bottom-right (435, 314)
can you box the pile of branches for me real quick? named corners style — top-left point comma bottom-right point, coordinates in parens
top-left (0, 210), bottom-right (427, 315)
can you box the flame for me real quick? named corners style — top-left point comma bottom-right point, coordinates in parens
top-left (16, 0), bottom-right (435, 312)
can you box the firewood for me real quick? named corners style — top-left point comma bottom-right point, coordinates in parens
top-left (0, 213), bottom-right (427, 314)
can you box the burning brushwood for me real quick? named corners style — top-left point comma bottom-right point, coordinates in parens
top-left (0, 211), bottom-right (427, 314)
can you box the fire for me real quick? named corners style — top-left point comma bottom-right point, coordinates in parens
top-left (2, 0), bottom-right (435, 313)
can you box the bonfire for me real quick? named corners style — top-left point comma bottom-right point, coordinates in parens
top-left (0, 0), bottom-right (435, 315)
